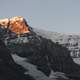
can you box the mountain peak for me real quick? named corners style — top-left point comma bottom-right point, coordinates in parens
top-left (0, 16), bottom-right (30, 35)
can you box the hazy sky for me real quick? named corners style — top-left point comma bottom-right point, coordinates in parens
top-left (0, 0), bottom-right (80, 33)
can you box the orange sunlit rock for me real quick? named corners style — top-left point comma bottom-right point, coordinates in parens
top-left (0, 16), bottom-right (30, 35)
top-left (0, 18), bottom-right (9, 28)
top-left (10, 16), bottom-right (30, 35)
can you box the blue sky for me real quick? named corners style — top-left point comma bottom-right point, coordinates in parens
top-left (0, 0), bottom-right (80, 33)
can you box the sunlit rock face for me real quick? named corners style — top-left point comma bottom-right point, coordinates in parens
top-left (0, 18), bottom-right (9, 28)
top-left (9, 16), bottom-right (30, 35)
top-left (0, 16), bottom-right (80, 80)
top-left (0, 16), bottom-right (30, 35)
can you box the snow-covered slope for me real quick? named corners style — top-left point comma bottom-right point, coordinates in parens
top-left (33, 28), bottom-right (80, 58)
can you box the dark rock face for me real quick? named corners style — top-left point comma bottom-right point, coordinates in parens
top-left (45, 39), bottom-right (80, 80)
top-left (0, 40), bottom-right (35, 80)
